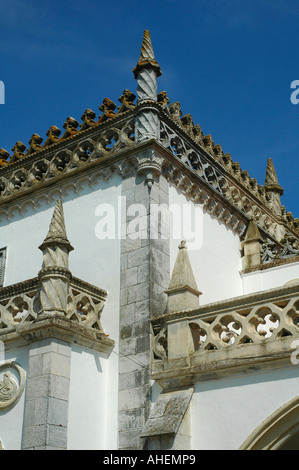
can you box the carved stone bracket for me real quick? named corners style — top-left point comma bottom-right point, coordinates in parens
top-left (136, 147), bottom-right (164, 188)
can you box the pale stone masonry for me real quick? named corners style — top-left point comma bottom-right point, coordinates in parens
top-left (22, 339), bottom-right (71, 450)
top-left (118, 163), bottom-right (170, 449)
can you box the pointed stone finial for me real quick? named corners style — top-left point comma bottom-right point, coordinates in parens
top-left (133, 30), bottom-right (162, 79)
top-left (39, 199), bottom-right (73, 253)
top-left (265, 158), bottom-right (283, 194)
top-left (264, 158), bottom-right (283, 216)
top-left (244, 219), bottom-right (262, 242)
top-left (242, 219), bottom-right (262, 269)
top-left (133, 30), bottom-right (161, 142)
top-left (139, 29), bottom-right (155, 61)
top-left (165, 241), bottom-right (202, 313)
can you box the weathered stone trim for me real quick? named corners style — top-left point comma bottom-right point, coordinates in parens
top-left (0, 129), bottom-right (290, 250)
top-left (239, 396), bottom-right (299, 450)
top-left (0, 315), bottom-right (114, 353)
top-left (153, 281), bottom-right (299, 324)
top-left (159, 105), bottom-right (298, 241)
top-left (152, 282), bottom-right (299, 388)
top-left (152, 337), bottom-right (297, 390)
top-left (141, 387), bottom-right (193, 438)
top-left (242, 256), bottom-right (299, 273)
top-left (0, 277), bottom-right (39, 298)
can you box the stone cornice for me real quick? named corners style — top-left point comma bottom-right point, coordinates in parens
top-left (0, 315), bottom-right (114, 354)
top-left (0, 274), bottom-right (107, 302)
top-left (0, 99), bottom-right (297, 244)
top-left (0, 137), bottom-right (277, 243)
top-left (152, 336), bottom-right (297, 389)
top-left (159, 109), bottom-right (298, 242)
top-left (242, 256), bottom-right (299, 274)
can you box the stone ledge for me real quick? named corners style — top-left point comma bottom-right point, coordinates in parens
top-left (152, 335), bottom-right (297, 389)
top-left (0, 315), bottom-right (114, 355)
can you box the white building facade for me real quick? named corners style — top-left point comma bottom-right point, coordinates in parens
top-left (0, 30), bottom-right (298, 450)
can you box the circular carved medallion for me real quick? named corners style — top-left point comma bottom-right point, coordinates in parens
top-left (0, 362), bottom-right (25, 411)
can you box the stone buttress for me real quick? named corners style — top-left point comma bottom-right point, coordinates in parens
top-left (118, 30), bottom-right (170, 450)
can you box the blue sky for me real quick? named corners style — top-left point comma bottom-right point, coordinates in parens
top-left (0, 0), bottom-right (298, 217)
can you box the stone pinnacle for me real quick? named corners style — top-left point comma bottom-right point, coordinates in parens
top-left (133, 29), bottom-right (162, 78)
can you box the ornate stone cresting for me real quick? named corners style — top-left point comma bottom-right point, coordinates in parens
top-left (0, 92), bottom-right (136, 168)
top-left (159, 99), bottom-right (299, 243)
top-left (0, 31), bottom-right (297, 250)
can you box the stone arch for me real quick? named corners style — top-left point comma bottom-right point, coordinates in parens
top-left (240, 396), bottom-right (299, 450)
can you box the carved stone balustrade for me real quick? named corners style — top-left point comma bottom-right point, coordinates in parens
top-left (152, 281), bottom-right (299, 388)
top-left (0, 275), bottom-right (114, 353)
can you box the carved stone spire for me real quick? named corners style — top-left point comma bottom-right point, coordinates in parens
top-left (264, 158), bottom-right (283, 216)
top-left (133, 29), bottom-right (161, 104)
top-left (37, 200), bottom-right (73, 315)
top-left (265, 158), bottom-right (283, 193)
top-left (133, 30), bottom-right (161, 143)
top-left (165, 241), bottom-right (202, 313)
top-left (39, 199), bottom-right (74, 261)
top-left (133, 29), bottom-right (162, 80)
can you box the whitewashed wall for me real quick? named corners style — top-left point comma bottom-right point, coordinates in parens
top-left (242, 261), bottom-right (299, 295)
top-left (67, 345), bottom-right (118, 449)
top-left (191, 367), bottom-right (299, 450)
top-left (169, 186), bottom-right (243, 305)
top-left (0, 347), bottom-right (28, 450)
